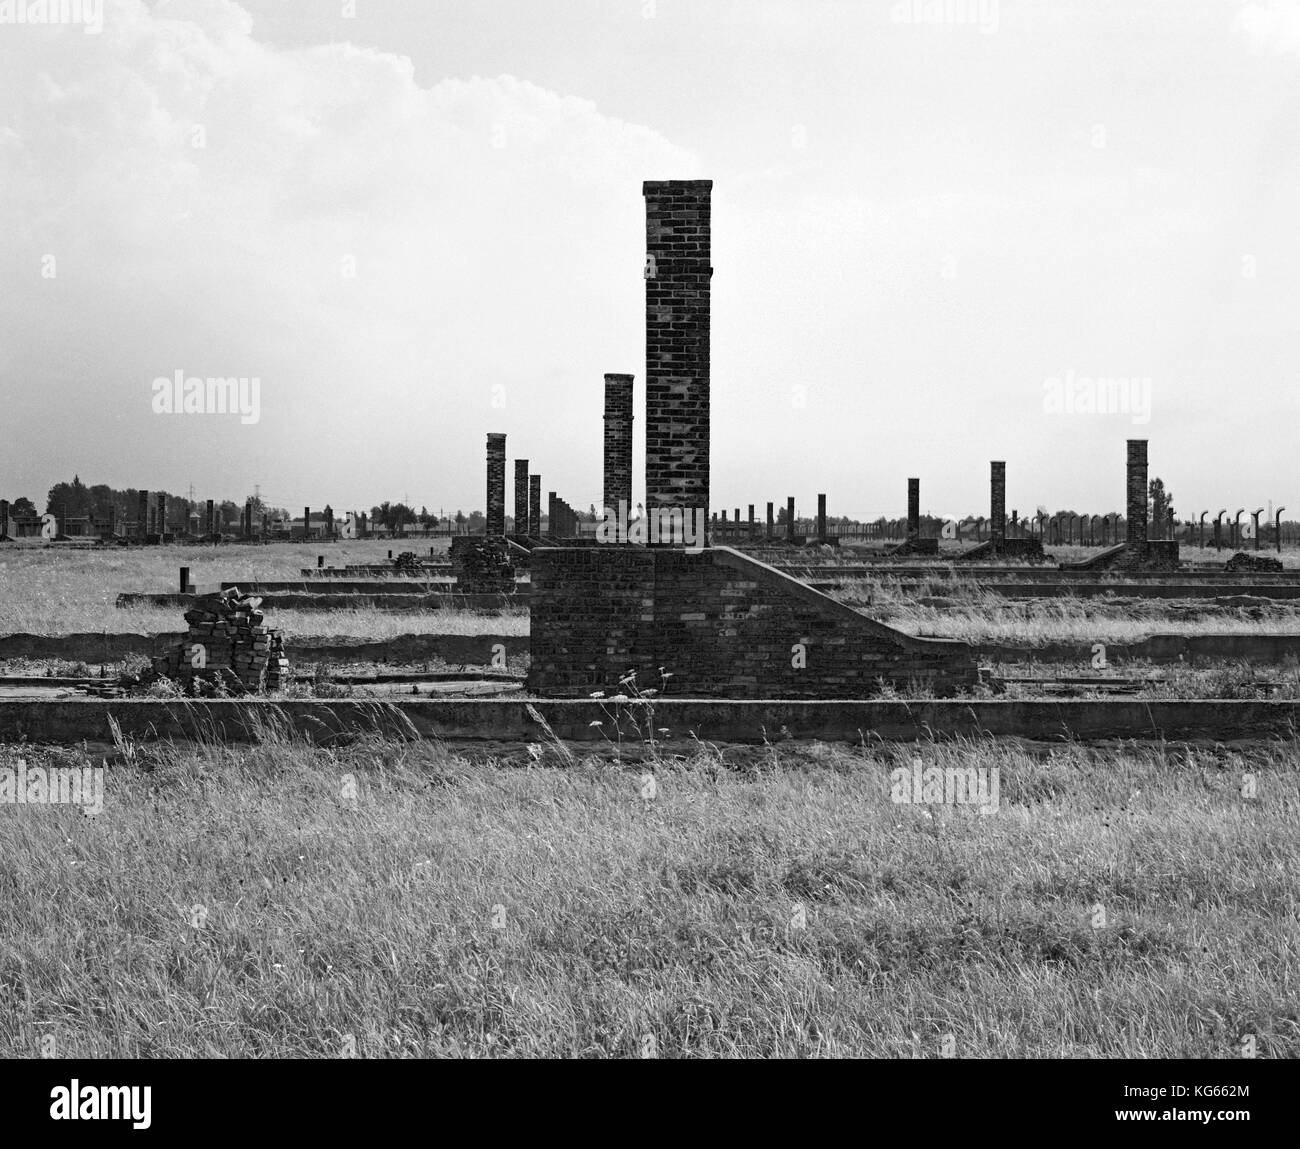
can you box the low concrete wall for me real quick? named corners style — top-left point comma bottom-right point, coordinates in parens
top-left (0, 632), bottom-right (528, 665)
top-left (974, 633), bottom-right (1300, 665)
top-left (0, 632), bottom-right (182, 660)
top-left (116, 592), bottom-right (524, 610)
top-left (12, 629), bottom-right (1300, 670)
top-left (2, 698), bottom-right (1298, 745)
top-left (879, 583), bottom-right (1300, 600)
top-left (785, 566), bottom-right (1300, 583)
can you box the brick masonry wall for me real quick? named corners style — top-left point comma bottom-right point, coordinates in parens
top-left (450, 536), bottom-right (515, 593)
top-left (644, 180), bottom-right (711, 531)
top-left (603, 373), bottom-right (634, 520)
top-left (529, 546), bottom-right (977, 698)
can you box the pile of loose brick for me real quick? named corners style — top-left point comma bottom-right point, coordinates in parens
top-left (1225, 551), bottom-right (1284, 573)
top-left (150, 587), bottom-right (288, 693)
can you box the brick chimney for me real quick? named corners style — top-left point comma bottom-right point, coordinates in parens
top-left (1126, 439), bottom-right (1148, 548)
top-left (603, 373), bottom-right (634, 524)
top-left (529, 476), bottom-right (541, 539)
top-left (907, 479), bottom-right (920, 540)
top-left (486, 433), bottom-right (506, 537)
top-left (644, 179), bottom-right (712, 544)
top-left (990, 461), bottom-right (1006, 545)
top-left (514, 459), bottom-right (530, 537)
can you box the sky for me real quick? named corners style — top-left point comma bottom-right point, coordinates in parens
top-left (2, 0), bottom-right (1299, 522)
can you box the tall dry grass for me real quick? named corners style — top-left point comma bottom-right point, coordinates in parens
top-left (0, 729), bottom-right (1294, 1057)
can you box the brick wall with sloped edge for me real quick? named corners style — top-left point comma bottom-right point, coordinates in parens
top-left (528, 546), bottom-right (978, 698)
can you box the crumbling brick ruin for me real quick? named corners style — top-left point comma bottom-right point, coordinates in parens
top-left (1225, 551), bottom-right (1284, 573)
top-left (959, 461), bottom-right (1045, 561)
top-left (450, 432), bottom-right (516, 592)
top-left (147, 588), bottom-right (288, 693)
top-left (1064, 439), bottom-right (1179, 571)
top-left (886, 477), bottom-right (939, 556)
top-left (527, 179), bottom-right (978, 699)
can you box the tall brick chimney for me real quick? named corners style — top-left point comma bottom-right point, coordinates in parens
top-left (138, 491), bottom-right (149, 538)
top-left (205, 499), bottom-right (214, 537)
top-left (514, 459), bottom-right (530, 537)
top-left (529, 476), bottom-right (541, 539)
top-left (486, 433), bottom-right (506, 537)
top-left (548, 491), bottom-right (557, 538)
top-left (644, 179), bottom-right (712, 544)
top-left (990, 461), bottom-right (1006, 545)
top-left (603, 373), bottom-right (634, 522)
top-left (156, 492), bottom-right (166, 536)
top-left (907, 479), bottom-right (920, 540)
top-left (1126, 439), bottom-right (1148, 548)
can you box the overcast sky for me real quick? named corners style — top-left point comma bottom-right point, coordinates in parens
top-left (2, 0), bottom-right (1298, 522)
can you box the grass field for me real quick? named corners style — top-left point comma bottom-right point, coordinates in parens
top-left (2, 543), bottom-right (1298, 1058)
top-left (0, 728), bottom-right (1295, 1058)
top-left (0, 541), bottom-right (529, 638)
top-left (831, 582), bottom-right (1300, 645)
top-left (4, 540), bottom-right (1300, 646)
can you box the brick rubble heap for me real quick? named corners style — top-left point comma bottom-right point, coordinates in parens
top-left (151, 588), bottom-right (288, 692)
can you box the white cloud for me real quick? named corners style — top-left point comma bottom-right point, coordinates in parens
top-left (1235, 0), bottom-right (1300, 55)
top-left (0, 0), bottom-right (697, 511)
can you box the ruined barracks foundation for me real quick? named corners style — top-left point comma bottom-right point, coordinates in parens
top-left (526, 179), bottom-right (979, 699)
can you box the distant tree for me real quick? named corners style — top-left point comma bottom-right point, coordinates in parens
top-left (1149, 478), bottom-right (1174, 524)
top-left (87, 484), bottom-right (115, 517)
top-left (454, 510), bottom-right (466, 528)
top-left (10, 496), bottom-right (36, 518)
top-left (46, 475), bottom-right (91, 518)
top-left (467, 510), bottom-right (485, 533)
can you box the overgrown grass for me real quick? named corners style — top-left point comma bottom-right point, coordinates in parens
top-left (0, 731), bottom-right (1294, 1057)
top-left (0, 541), bottom-right (526, 636)
top-left (828, 579), bottom-right (1300, 645)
